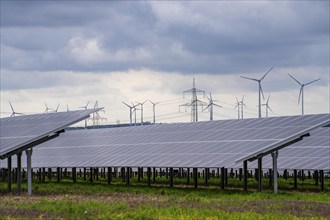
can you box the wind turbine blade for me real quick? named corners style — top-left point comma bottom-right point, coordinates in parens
top-left (267, 95), bottom-right (271, 104)
top-left (242, 103), bottom-right (247, 108)
top-left (241, 95), bottom-right (245, 102)
top-left (9, 101), bottom-right (14, 112)
top-left (305, 78), bottom-right (320, 86)
top-left (204, 104), bottom-right (211, 111)
top-left (122, 102), bottom-right (131, 108)
top-left (209, 93), bottom-right (213, 101)
top-left (236, 97), bottom-right (239, 104)
top-left (260, 84), bottom-right (265, 99)
top-left (86, 101), bottom-right (90, 108)
top-left (288, 74), bottom-right (302, 86)
top-left (260, 67), bottom-right (273, 81)
top-left (298, 87), bottom-right (303, 105)
top-left (214, 104), bottom-right (222, 108)
top-left (56, 104), bottom-right (60, 112)
top-left (240, 76), bottom-right (258, 81)
top-left (268, 105), bottom-right (273, 113)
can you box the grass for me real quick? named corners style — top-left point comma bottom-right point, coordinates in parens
top-left (0, 174), bottom-right (329, 219)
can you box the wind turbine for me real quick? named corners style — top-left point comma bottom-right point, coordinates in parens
top-left (66, 104), bottom-right (70, 112)
top-left (123, 102), bottom-right (138, 126)
top-left (54, 104), bottom-right (60, 112)
top-left (234, 96), bottom-right (247, 119)
top-left (91, 100), bottom-right (107, 127)
top-left (234, 98), bottom-right (241, 119)
top-left (44, 103), bottom-right (53, 113)
top-left (204, 93), bottom-right (222, 121)
top-left (288, 74), bottom-right (320, 115)
top-left (241, 67), bottom-right (273, 118)
top-left (79, 101), bottom-right (90, 128)
top-left (148, 100), bottom-right (160, 124)
top-left (261, 95), bottom-right (273, 117)
top-left (9, 101), bottom-right (24, 117)
top-left (136, 100), bottom-right (147, 126)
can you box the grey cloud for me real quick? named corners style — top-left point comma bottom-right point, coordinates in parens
top-left (0, 1), bottom-right (329, 88)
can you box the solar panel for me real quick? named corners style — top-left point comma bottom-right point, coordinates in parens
top-left (0, 109), bottom-right (101, 159)
top-left (2, 113), bottom-right (329, 169)
top-left (232, 127), bottom-right (330, 170)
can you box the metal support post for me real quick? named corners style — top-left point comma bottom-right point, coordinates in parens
top-left (90, 167), bottom-right (93, 183)
top-left (147, 167), bottom-right (151, 187)
top-left (320, 170), bottom-right (324, 191)
top-left (169, 168), bottom-right (174, 187)
top-left (187, 168), bottom-right (190, 184)
top-left (126, 167), bottom-right (130, 185)
top-left (243, 161), bottom-right (248, 191)
top-left (193, 168), bottom-right (198, 189)
top-left (17, 152), bottom-right (22, 194)
top-left (220, 167), bottom-right (225, 189)
top-left (205, 168), bottom-right (208, 186)
top-left (153, 167), bottom-right (156, 183)
top-left (271, 151), bottom-right (278, 193)
top-left (7, 156), bottom-right (12, 193)
top-left (294, 169), bottom-right (297, 190)
top-left (258, 157), bottom-right (262, 192)
top-left (26, 149), bottom-right (33, 195)
top-left (72, 167), bottom-right (77, 183)
top-left (107, 167), bottom-right (112, 184)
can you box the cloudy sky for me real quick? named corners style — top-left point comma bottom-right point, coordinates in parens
top-left (1, 1), bottom-right (329, 125)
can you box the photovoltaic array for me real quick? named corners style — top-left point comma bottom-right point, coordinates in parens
top-left (0, 109), bottom-right (102, 159)
top-left (3, 113), bottom-right (328, 170)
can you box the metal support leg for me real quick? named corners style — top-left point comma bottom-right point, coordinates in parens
top-left (72, 167), bottom-right (77, 183)
top-left (272, 151), bottom-right (278, 194)
top-left (126, 167), bottom-right (130, 185)
top-left (320, 170), bottom-right (324, 191)
top-left (187, 168), bottom-right (190, 184)
top-left (243, 161), bottom-right (248, 192)
top-left (7, 156), bottom-right (12, 193)
top-left (258, 157), bottom-right (262, 192)
top-left (26, 149), bottom-right (33, 195)
top-left (221, 167), bottom-right (225, 190)
top-left (90, 167), bottom-right (93, 183)
top-left (17, 153), bottom-right (22, 194)
top-left (193, 168), bottom-right (198, 189)
top-left (107, 167), bottom-right (112, 184)
top-left (153, 167), bottom-right (156, 183)
top-left (205, 168), bottom-right (208, 186)
top-left (169, 168), bottom-right (173, 187)
top-left (294, 169), bottom-right (297, 190)
top-left (147, 167), bottom-right (151, 187)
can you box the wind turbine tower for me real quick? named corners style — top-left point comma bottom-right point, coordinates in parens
top-left (181, 78), bottom-right (206, 122)
top-left (288, 74), bottom-right (320, 115)
top-left (136, 100), bottom-right (147, 126)
top-left (9, 102), bottom-right (23, 117)
top-left (261, 95), bottom-right (273, 117)
top-left (79, 101), bottom-right (90, 128)
top-left (234, 96), bottom-right (247, 119)
top-left (149, 100), bottom-right (160, 124)
top-left (204, 93), bottom-right (222, 121)
top-left (241, 67), bottom-right (273, 118)
top-left (123, 102), bottom-right (138, 126)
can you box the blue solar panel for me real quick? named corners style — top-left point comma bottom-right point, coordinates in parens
top-left (2, 114), bottom-right (328, 169)
top-left (0, 109), bottom-right (101, 159)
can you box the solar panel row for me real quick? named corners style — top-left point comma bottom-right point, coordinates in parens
top-left (0, 109), bottom-right (102, 159)
top-left (2, 114), bottom-right (329, 170)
